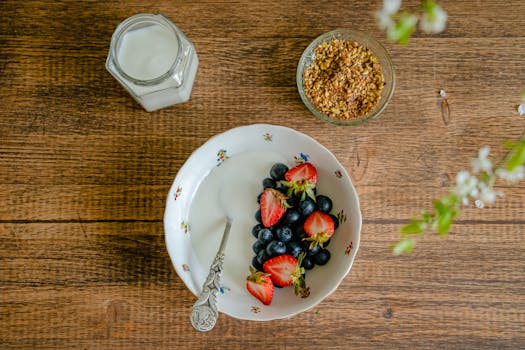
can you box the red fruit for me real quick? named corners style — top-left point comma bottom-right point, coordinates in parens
top-left (282, 163), bottom-right (317, 201)
top-left (263, 254), bottom-right (299, 287)
top-left (303, 211), bottom-right (335, 249)
top-left (260, 188), bottom-right (290, 227)
top-left (246, 267), bottom-right (274, 305)
top-left (284, 162), bottom-right (318, 184)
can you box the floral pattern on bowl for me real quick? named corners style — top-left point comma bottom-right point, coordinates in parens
top-left (164, 124), bottom-right (361, 321)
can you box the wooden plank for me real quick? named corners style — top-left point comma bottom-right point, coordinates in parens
top-left (1, 223), bottom-right (523, 348)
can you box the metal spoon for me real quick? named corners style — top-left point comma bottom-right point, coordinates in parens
top-left (190, 217), bottom-right (232, 332)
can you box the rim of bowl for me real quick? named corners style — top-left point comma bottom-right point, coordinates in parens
top-left (297, 28), bottom-right (395, 126)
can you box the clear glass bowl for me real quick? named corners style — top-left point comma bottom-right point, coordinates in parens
top-left (297, 29), bottom-right (395, 126)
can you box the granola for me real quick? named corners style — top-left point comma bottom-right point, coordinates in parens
top-left (303, 39), bottom-right (385, 121)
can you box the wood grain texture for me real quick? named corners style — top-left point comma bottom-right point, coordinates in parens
top-left (1, 0), bottom-right (524, 349)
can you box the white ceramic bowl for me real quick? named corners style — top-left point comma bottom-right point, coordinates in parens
top-left (164, 124), bottom-right (361, 321)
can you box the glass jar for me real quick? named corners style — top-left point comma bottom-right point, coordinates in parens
top-left (106, 14), bottom-right (198, 112)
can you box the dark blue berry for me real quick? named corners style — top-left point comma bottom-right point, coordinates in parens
top-left (313, 249), bottom-right (331, 265)
top-left (295, 226), bottom-right (308, 241)
top-left (316, 195), bottom-right (333, 213)
top-left (301, 256), bottom-right (315, 270)
top-left (252, 256), bottom-right (263, 271)
top-left (287, 241), bottom-right (302, 258)
top-left (275, 226), bottom-right (293, 243)
top-left (257, 249), bottom-right (270, 265)
top-left (329, 214), bottom-right (339, 229)
top-left (252, 240), bottom-right (266, 254)
top-left (270, 163), bottom-right (289, 181)
top-left (282, 209), bottom-right (301, 226)
top-left (255, 209), bottom-right (262, 223)
top-left (258, 228), bottom-right (273, 244)
top-left (307, 244), bottom-right (321, 257)
top-left (298, 198), bottom-right (316, 217)
top-left (262, 177), bottom-right (277, 189)
top-left (252, 224), bottom-right (263, 239)
top-left (266, 240), bottom-right (287, 257)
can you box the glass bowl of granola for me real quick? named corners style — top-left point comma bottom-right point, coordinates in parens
top-left (297, 29), bottom-right (395, 126)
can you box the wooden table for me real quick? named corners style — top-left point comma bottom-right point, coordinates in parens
top-left (1, 1), bottom-right (524, 349)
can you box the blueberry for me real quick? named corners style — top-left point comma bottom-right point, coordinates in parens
top-left (266, 240), bottom-right (286, 257)
top-left (252, 240), bottom-right (266, 254)
top-left (277, 183), bottom-right (289, 195)
top-left (257, 249), bottom-right (270, 265)
top-left (313, 249), bottom-right (331, 265)
top-left (307, 244), bottom-right (321, 257)
top-left (255, 209), bottom-right (262, 223)
top-left (282, 209), bottom-right (301, 226)
top-left (301, 256), bottom-right (315, 270)
top-left (287, 241), bottom-right (302, 258)
top-left (298, 198), bottom-right (316, 217)
top-left (258, 228), bottom-right (274, 244)
top-left (262, 177), bottom-right (277, 189)
top-left (275, 226), bottom-right (293, 243)
top-left (270, 163), bottom-right (289, 181)
top-left (295, 226), bottom-right (308, 241)
top-left (316, 195), bottom-right (333, 213)
top-left (252, 256), bottom-right (263, 271)
top-left (252, 224), bottom-right (263, 239)
top-left (329, 214), bottom-right (339, 230)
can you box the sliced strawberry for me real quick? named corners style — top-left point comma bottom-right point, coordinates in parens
top-left (284, 162), bottom-right (318, 184)
top-left (246, 267), bottom-right (274, 305)
top-left (303, 211), bottom-right (335, 249)
top-left (281, 163), bottom-right (317, 201)
top-left (263, 254), bottom-right (310, 297)
top-left (260, 188), bottom-right (290, 227)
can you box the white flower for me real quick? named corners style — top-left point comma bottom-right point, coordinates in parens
top-left (383, 0), bottom-right (402, 14)
top-left (420, 2), bottom-right (447, 34)
top-left (496, 166), bottom-right (525, 183)
top-left (452, 170), bottom-right (479, 205)
top-left (471, 146), bottom-right (493, 174)
top-left (376, 0), bottom-right (401, 30)
top-left (518, 104), bottom-right (525, 116)
top-left (478, 182), bottom-right (503, 204)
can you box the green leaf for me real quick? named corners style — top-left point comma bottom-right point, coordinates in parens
top-left (401, 219), bottom-right (424, 235)
top-left (440, 194), bottom-right (460, 207)
top-left (436, 209), bottom-right (457, 236)
top-left (387, 12), bottom-right (417, 45)
top-left (433, 198), bottom-right (449, 215)
top-left (420, 211), bottom-right (432, 222)
top-left (392, 238), bottom-right (415, 256)
top-left (505, 143), bottom-right (525, 171)
top-left (422, 0), bottom-right (437, 15)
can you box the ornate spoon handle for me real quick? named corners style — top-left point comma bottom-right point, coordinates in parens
top-left (190, 217), bottom-right (232, 332)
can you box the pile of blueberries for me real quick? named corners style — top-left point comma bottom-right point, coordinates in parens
top-left (250, 163), bottom-right (339, 273)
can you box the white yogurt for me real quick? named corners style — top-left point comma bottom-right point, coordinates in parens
top-left (188, 151), bottom-right (288, 294)
top-left (117, 24), bottom-right (178, 81)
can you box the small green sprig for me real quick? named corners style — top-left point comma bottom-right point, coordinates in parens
top-left (393, 130), bottom-right (525, 255)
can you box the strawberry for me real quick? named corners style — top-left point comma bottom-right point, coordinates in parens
top-left (260, 188), bottom-right (291, 227)
top-left (281, 162), bottom-right (317, 201)
top-left (303, 211), bottom-right (335, 249)
top-left (263, 254), bottom-right (309, 297)
top-left (246, 266), bottom-right (274, 305)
